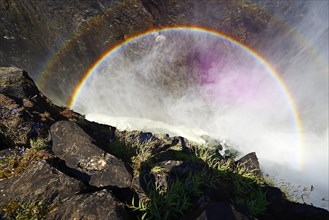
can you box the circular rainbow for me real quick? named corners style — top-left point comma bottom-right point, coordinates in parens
top-left (68, 25), bottom-right (304, 168)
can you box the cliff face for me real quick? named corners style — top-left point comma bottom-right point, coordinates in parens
top-left (0, 0), bottom-right (155, 105)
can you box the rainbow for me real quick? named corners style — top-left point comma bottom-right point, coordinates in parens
top-left (36, 10), bottom-right (327, 92)
top-left (67, 25), bottom-right (304, 168)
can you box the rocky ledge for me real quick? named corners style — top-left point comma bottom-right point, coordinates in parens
top-left (0, 67), bottom-right (328, 219)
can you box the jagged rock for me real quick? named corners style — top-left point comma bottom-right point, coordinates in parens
top-left (50, 120), bottom-right (132, 188)
top-left (0, 67), bottom-right (67, 146)
top-left (195, 202), bottom-right (250, 220)
top-left (235, 152), bottom-right (262, 178)
top-left (262, 186), bottom-right (329, 220)
top-left (0, 161), bottom-right (83, 208)
top-left (45, 189), bottom-right (128, 220)
top-left (0, 161), bottom-right (129, 219)
top-left (0, 67), bottom-right (39, 99)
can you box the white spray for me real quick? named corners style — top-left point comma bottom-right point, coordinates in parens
top-left (72, 1), bottom-right (328, 209)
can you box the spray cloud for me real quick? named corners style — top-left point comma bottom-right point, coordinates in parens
top-left (72, 1), bottom-right (328, 209)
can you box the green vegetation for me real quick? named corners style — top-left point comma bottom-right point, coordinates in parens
top-left (29, 138), bottom-right (47, 151)
top-left (0, 138), bottom-right (48, 180)
top-left (1, 199), bottom-right (49, 220)
top-left (108, 132), bottom-right (270, 219)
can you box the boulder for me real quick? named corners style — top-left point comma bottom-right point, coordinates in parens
top-left (263, 186), bottom-right (329, 220)
top-left (0, 67), bottom-right (65, 146)
top-left (45, 189), bottom-right (128, 220)
top-left (50, 121), bottom-right (132, 188)
top-left (235, 152), bottom-right (262, 178)
top-left (195, 202), bottom-right (250, 220)
top-left (0, 161), bottom-right (83, 208)
top-left (0, 67), bottom-right (39, 99)
top-left (0, 161), bottom-right (129, 219)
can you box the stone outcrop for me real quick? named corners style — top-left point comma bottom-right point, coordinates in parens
top-left (50, 120), bottom-right (132, 188)
top-left (0, 161), bottom-right (130, 220)
top-left (0, 67), bottom-right (69, 147)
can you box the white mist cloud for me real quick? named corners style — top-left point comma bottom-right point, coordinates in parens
top-left (73, 1), bottom-right (328, 209)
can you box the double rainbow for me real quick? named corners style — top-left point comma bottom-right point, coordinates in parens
top-left (66, 26), bottom-right (304, 168)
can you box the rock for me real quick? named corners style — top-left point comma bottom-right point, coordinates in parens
top-left (0, 161), bottom-right (83, 208)
top-left (0, 0), bottom-right (154, 106)
top-left (45, 189), bottom-right (128, 220)
top-left (235, 152), bottom-right (262, 178)
top-left (0, 67), bottom-right (39, 99)
top-left (0, 161), bottom-right (129, 219)
top-left (50, 121), bottom-right (132, 188)
top-left (0, 67), bottom-right (66, 146)
top-left (262, 186), bottom-right (329, 220)
top-left (195, 202), bottom-right (250, 220)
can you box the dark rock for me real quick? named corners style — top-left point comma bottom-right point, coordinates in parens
top-left (0, 67), bottom-right (67, 146)
top-left (140, 132), bottom-right (156, 142)
top-left (0, 67), bottom-right (39, 99)
top-left (170, 162), bottom-right (205, 177)
top-left (45, 189), bottom-right (128, 220)
top-left (159, 160), bottom-right (184, 172)
top-left (195, 202), bottom-right (250, 220)
top-left (262, 185), bottom-right (329, 220)
top-left (50, 121), bottom-right (132, 188)
top-left (235, 152), bottom-right (262, 178)
top-left (0, 160), bottom-right (129, 220)
top-left (0, 161), bottom-right (83, 208)
top-left (0, 0), bottom-right (154, 106)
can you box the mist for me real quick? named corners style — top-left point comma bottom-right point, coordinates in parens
top-left (72, 1), bottom-right (328, 209)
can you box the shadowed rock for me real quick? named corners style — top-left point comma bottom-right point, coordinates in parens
top-left (45, 189), bottom-right (128, 220)
top-left (0, 161), bottom-right (129, 219)
top-left (0, 161), bottom-right (82, 207)
top-left (50, 120), bottom-right (132, 188)
top-left (0, 67), bottom-right (70, 147)
top-left (235, 152), bottom-right (262, 178)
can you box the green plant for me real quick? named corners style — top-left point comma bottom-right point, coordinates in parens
top-left (1, 199), bottom-right (48, 220)
top-left (0, 139), bottom-right (49, 180)
top-left (234, 186), bottom-right (269, 217)
top-left (150, 165), bottom-right (166, 174)
top-left (117, 130), bottom-right (271, 219)
top-left (193, 144), bottom-right (269, 217)
top-left (131, 170), bottom-right (207, 220)
top-left (29, 138), bottom-right (46, 150)
top-left (108, 140), bottom-right (136, 164)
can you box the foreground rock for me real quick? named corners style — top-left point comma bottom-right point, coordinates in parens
top-left (50, 120), bottom-right (132, 188)
top-left (0, 67), bottom-right (80, 147)
top-left (0, 161), bottom-right (129, 219)
top-left (46, 189), bottom-right (128, 220)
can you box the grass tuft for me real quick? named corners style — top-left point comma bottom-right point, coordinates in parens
top-left (1, 199), bottom-right (48, 220)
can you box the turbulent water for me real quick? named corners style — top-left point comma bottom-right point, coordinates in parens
top-left (69, 1), bottom-right (328, 209)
